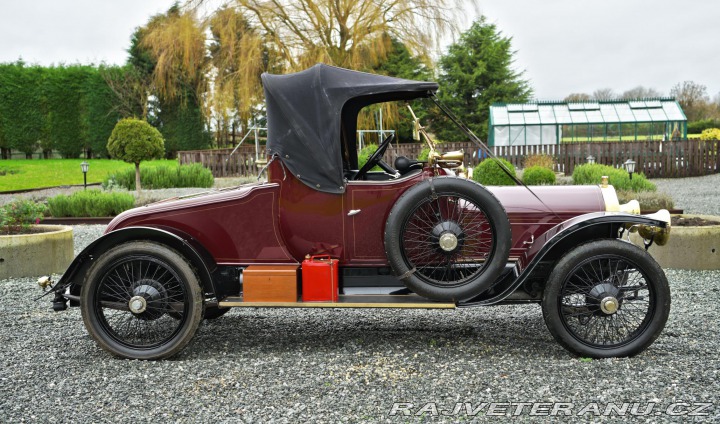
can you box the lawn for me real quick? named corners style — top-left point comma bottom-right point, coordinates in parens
top-left (0, 159), bottom-right (178, 191)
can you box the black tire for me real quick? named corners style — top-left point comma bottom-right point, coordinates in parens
top-left (542, 239), bottom-right (671, 358)
top-left (384, 177), bottom-right (511, 301)
top-left (80, 241), bottom-right (204, 360)
top-left (203, 306), bottom-right (230, 320)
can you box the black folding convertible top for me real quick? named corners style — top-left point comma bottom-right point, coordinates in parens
top-left (262, 64), bottom-right (438, 194)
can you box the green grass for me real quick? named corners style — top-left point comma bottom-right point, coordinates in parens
top-left (0, 159), bottom-right (178, 191)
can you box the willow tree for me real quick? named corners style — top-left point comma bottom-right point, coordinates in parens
top-left (191, 0), bottom-right (467, 143)
top-left (142, 6), bottom-right (207, 102)
top-left (209, 6), bottom-right (275, 146)
top-left (216, 0), bottom-right (465, 71)
top-left (140, 6), bottom-right (212, 154)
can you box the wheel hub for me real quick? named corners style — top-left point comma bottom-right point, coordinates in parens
top-left (438, 233), bottom-right (458, 252)
top-left (588, 283), bottom-right (622, 316)
top-left (129, 279), bottom-right (168, 320)
top-left (431, 221), bottom-right (465, 255)
top-left (128, 296), bottom-right (147, 314)
top-left (600, 296), bottom-right (619, 314)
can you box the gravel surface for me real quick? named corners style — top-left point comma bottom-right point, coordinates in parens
top-left (653, 173), bottom-right (720, 216)
top-left (1, 176), bottom-right (719, 422)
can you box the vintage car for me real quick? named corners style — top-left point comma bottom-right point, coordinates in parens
top-left (43, 64), bottom-right (671, 360)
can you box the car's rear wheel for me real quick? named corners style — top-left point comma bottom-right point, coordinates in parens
top-left (80, 241), bottom-right (203, 360)
top-left (542, 239), bottom-right (670, 358)
top-left (384, 177), bottom-right (511, 302)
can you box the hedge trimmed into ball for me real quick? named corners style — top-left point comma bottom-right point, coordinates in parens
top-left (523, 166), bottom-right (556, 185)
top-left (472, 158), bottom-right (516, 186)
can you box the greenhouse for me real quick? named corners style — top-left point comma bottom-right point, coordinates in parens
top-left (488, 98), bottom-right (687, 146)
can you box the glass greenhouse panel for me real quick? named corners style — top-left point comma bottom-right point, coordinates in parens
top-left (538, 106), bottom-right (555, 124)
top-left (649, 108), bottom-right (668, 122)
top-left (524, 112), bottom-right (541, 125)
top-left (553, 106), bottom-right (573, 124)
top-left (509, 112), bottom-right (525, 125)
top-left (633, 108), bottom-right (652, 122)
top-left (525, 125), bottom-right (541, 144)
top-left (600, 104), bottom-right (619, 121)
top-left (662, 103), bottom-right (685, 120)
top-left (570, 111), bottom-right (588, 123)
top-left (585, 110), bottom-right (603, 123)
top-left (509, 126), bottom-right (525, 146)
top-left (541, 126), bottom-right (557, 145)
top-left (493, 126), bottom-right (509, 146)
top-left (614, 104), bottom-right (636, 122)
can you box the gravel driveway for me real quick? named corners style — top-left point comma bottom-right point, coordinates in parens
top-left (1, 177), bottom-right (719, 422)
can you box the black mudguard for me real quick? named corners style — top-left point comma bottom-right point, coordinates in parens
top-left (459, 212), bottom-right (669, 307)
top-left (53, 226), bottom-right (218, 305)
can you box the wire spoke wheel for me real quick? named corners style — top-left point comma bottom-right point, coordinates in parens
top-left (81, 242), bottom-right (203, 360)
top-left (542, 240), bottom-right (670, 358)
top-left (401, 194), bottom-right (494, 288)
top-left (385, 178), bottom-right (511, 302)
top-left (95, 256), bottom-right (188, 349)
top-left (559, 256), bottom-right (652, 348)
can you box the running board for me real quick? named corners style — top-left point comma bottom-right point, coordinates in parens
top-left (218, 294), bottom-right (455, 309)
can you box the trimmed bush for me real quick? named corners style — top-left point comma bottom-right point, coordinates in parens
top-left (103, 164), bottom-right (214, 190)
top-left (107, 118), bottom-right (165, 191)
top-left (523, 154), bottom-right (554, 170)
top-left (47, 190), bottom-right (135, 217)
top-left (523, 166), bottom-right (556, 185)
top-left (572, 163), bottom-right (655, 192)
top-left (699, 128), bottom-right (720, 141)
top-left (617, 190), bottom-right (674, 212)
top-left (472, 158), bottom-right (516, 186)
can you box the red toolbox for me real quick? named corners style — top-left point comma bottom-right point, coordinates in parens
top-left (301, 255), bottom-right (339, 302)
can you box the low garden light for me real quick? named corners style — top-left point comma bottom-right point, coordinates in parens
top-left (586, 155), bottom-right (595, 164)
top-left (623, 159), bottom-right (636, 180)
top-left (80, 161), bottom-right (89, 189)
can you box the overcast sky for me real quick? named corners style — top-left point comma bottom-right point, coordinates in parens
top-left (1, 0), bottom-right (718, 100)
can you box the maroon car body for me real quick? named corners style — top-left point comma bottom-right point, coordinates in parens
top-left (49, 64), bottom-right (672, 360)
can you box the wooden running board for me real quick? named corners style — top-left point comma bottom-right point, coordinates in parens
top-left (218, 294), bottom-right (455, 309)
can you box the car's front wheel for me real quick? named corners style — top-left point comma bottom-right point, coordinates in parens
top-left (80, 241), bottom-right (204, 360)
top-left (542, 239), bottom-right (670, 358)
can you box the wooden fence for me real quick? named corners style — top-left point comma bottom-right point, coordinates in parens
top-left (179, 139), bottom-right (720, 179)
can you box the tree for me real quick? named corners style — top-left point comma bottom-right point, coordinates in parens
top-left (671, 81), bottom-right (710, 121)
top-left (431, 17), bottom-right (532, 142)
top-left (224, 0), bottom-right (464, 71)
top-left (107, 118), bottom-right (165, 192)
top-left (370, 37), bottom-right (433, 142)
top-left (621, 86), bottom-right (662, 100)
top-left (208, 6), bottom-right (278, 147)
top-left (592, 88), bottom-right (616, 101)
top-left (564, 93), bottom-right (591, 102)
top-left (136, 6), bottom-right (212, 155)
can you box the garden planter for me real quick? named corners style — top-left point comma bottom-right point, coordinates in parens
top-left (632, 214), bottom-right (720, 270)
top-left (0, 225), bottom-right (74, 279)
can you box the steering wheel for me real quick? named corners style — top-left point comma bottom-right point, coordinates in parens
top-left (354, 133), bottom-right (396, 180)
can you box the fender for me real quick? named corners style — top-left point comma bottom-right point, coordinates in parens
top-left (459, 212), bottom-right (669, 307)
top-left (54, 226), bottom-right (218, 303)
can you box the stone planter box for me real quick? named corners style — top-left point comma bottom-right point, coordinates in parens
top-left (631, 214), bottom-right (720, 270)
top-left (0, 225), bottom-right (74, 279)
